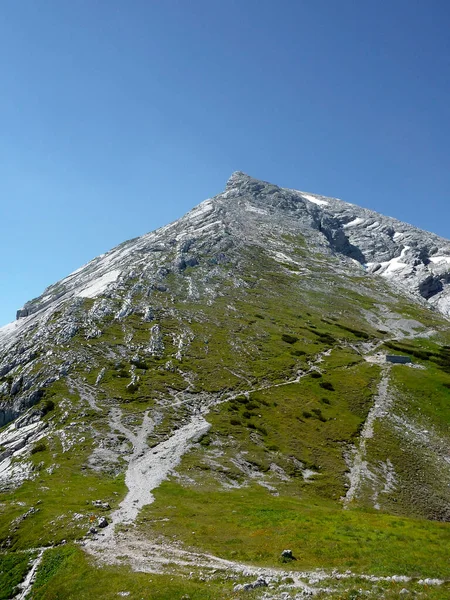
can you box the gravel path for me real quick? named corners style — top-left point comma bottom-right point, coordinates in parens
top-left (110, 411), bottom-right (210, 527)
top-left (13, 548), bottom-right (45, 600)
top-left (343, 367), bottom-right (391, 507)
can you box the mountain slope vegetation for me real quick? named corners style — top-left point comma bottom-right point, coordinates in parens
top-left (0, 173), bottom-right (449, 598)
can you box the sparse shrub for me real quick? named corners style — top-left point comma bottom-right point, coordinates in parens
top-left (291, 349), bottom-right (307, 356)
top-left (281, 333), bottom-right (298, 344)
top-left (257, 425), bottom-right (268, 436)
top-left (268, 444), bottom-right (279, 451)
top-left (302, 411), bottom-right (312, 419)
top-left (308, 328), bottom-right (336, 344)
top-left (337, 324), bottom-right (370, 339)
top-left (230, 418), bottom-right (241, 426)
top-left (243, 411), bottom-right (253, 419)
top-left (319, 381), bottom-right (335, 391)
top-left (255, 313), bottom-right (265, 319)
top-left (31, 442), bottom-right (46, 455)
top-left (321, 397), bottom-right (331, 405)
top-left (312, 408), bottom-right (327, 422)
top-left (318, 333), bottom-right (336, 344)
top-left (247, 422), bottom-right (256, 429)
top-left (41, 399), bottom-right (55, 415)
top-left (310, 372), bottom-right (322, 379)
top-left (234, 395), bottom-right (248, 404)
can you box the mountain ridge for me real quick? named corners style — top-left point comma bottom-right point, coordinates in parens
top-left (8, 171), bottom-right (450, 329)
top-left (0, 172), bottom-right (449, 599)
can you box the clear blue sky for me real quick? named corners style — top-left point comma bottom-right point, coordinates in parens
top-left (1, 0), bottom-right (449, 326)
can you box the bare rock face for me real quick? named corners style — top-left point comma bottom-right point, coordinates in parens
top-left (7, 172), bottom-right (450, 330)
top-left (224, 172), bottom-right (450, 314)
top-left (1, 172), bottom-right (450, 432)
top-left (0, 173), bottom-right (450, 596)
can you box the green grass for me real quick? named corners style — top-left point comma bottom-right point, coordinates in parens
top-left (140, 482), bottom-right (450, 578)
top-left (0, 384), bottom-right (126, 551)
top-left (177, 357), bottom-right (380, 503)
top-left (2, 238), bottom-right (450, 598)
top-left (28, 545), bottom-right (253, 600)
top-left (23, 541), bottom-right (450, 599)
top-left (390, 362), bottom-right (450, 435)
top-left (0, 551), bottom-right (34, 599)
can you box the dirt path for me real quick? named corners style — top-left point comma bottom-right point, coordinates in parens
top-left (85, 530), bottom-right (446, 596)
top-left (68, 378), bottom-right (102, 412)
top-left (14, 548), bottom-right (45, 600)
top-left (343, 367), bottom-right (391, 507)
top-left (87, 349), bottom-right (333, 551)
top-left (80, 347), bottom-right (448, 596)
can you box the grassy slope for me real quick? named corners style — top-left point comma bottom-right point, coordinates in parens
top-left (21, 543), bottom-right (450, 600)
top-left (1, 240), bottom-right (450, 597)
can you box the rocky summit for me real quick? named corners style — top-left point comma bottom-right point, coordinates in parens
top-left (0, 173), bottom-right (449, 599)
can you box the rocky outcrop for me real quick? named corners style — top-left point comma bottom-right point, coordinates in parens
top-left (1, 171), bottom-right (450, 433)
top-left (5, 172), bottom-right (450, 333)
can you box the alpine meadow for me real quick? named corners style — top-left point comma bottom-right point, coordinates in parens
top-left (1, 173), bottom-right (449, 599)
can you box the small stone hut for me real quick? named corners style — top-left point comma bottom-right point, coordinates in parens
top-left (386, 355), bottom-right (412, 364)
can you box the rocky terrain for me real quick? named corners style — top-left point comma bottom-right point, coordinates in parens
top-left (0, 172), bottom-right (449, 599)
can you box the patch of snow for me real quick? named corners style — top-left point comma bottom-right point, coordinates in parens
top-left (429, 255), bottom-right (450, 265)
top-left (77, 269), bottom-right (122, 299)
top-left (367, 221), bottom-right (381, 230)
top-left (393, 231), bottom-right (404, 241)
top-left (301, 193), bottom-right (329, 206)
top-left (370, 248), bottom-right (413, 276)
top-left (344, 217), bottom-right (364, 228)
top-left (383, 257), bottom-right (409, 274)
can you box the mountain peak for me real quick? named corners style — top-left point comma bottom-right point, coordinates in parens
top-left (225, 170), bottom-right (256, 188)
top-left (0, 172), bottom-right (450, 596)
